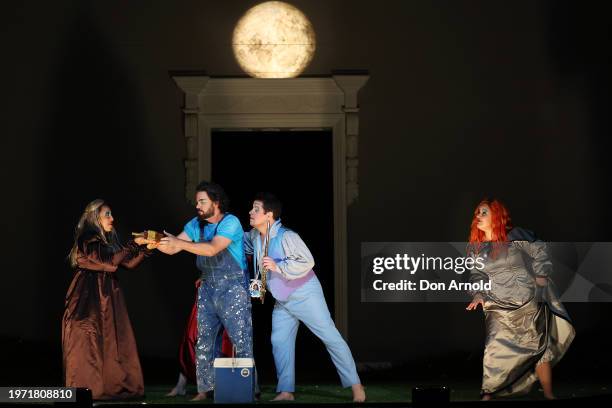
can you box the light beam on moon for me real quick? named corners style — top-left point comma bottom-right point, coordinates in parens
top-left (232, 1), bottom-right (316, 78)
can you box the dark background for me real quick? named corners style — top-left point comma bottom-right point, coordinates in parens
top-left (2, 0), bottom-right (611, 388)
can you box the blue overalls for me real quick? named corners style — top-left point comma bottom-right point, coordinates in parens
top-left (195, 217), bottom-right (253, 393)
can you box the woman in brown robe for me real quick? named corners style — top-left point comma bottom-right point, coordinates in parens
top-left (62, 199), bottom-right (151, 400)
top-left (466, 199), bottom-right (575, 400)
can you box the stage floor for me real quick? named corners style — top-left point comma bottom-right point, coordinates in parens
top-left (90, 379), bottom-right (611, 405)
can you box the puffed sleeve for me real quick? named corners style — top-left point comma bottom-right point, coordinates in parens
top-left (76, 240), bottom-right (122, 272)
top-left (514, 240), bottom-right (553, 278)
top-left (244, 230), bottom-right (254, 256)
top-left (76, 239), bottom-right (149, 272)
top-left (277, 231), bottom-right (315, 280)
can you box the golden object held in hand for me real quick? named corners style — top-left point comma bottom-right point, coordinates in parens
top-left (132, 230), bottom-right (165, 241)
top-left (132, 230), bottom-right (165, 249)
top-left (259, 220), bottom-right (271, 304)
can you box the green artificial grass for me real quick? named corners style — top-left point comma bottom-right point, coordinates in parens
top-left (93, 381), bottom-right (480, 404)
top-left (90, 379), bottom-right (612, 405)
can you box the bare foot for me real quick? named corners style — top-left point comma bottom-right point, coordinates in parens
top-left (352, 384), bottom-right (366, 402)
top-left (481, 393), bottom-right (492, 401)
top-left (165, 386), bottom-right (186, 397)
top-left (190, 392), bottom-right (208, 401)
top-left (271, 392), bottom-right (295, 401)
top-left (167, 373), bottom-right (187, 397)
top-left (543, 391), bottom-right (556, 400)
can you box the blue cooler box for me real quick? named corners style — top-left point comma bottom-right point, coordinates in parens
top-left (214, 357), bottom-right (255, 403)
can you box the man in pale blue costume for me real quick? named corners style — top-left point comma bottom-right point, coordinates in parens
top-left (245, 193), bottom-right (365, 402)
top-left (158, 181), bottom-right (253, 401)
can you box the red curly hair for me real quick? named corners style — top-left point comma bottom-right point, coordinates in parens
top-left (468, 199), bottom-right (512, 254)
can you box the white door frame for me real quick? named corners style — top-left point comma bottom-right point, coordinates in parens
top-left (173, 75), bottom-right (368, 338)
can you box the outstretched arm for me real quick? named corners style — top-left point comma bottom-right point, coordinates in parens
top-left (76, 241), bottom-right (137, 272)
top-left (158, 231), bottom-right (231, 257)
top-left (120, 240), bottom-right (153, 269)
top-left (156, 231), bottom-right (190, 255)
top-left (76, 249), bottom-right (120, 272)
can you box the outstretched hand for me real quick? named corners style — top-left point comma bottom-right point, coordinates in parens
top-left (157, 231), bottom-right (180, 254)
top-left (466, 295), bottom-right (485, 311)
top-left (134, 237), bottom-right (159, 249)
top-left (134, 237), bottom-right (148, 246)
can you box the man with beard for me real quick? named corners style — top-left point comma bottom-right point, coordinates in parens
top-left (157, 181), bottom-right (253, 401)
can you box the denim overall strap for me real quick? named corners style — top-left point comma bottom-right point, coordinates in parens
top-left (196, 216), bottom-right (245, 286)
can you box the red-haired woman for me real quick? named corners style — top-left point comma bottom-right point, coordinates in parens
top-left (465, 199), bottom-right (575, 400)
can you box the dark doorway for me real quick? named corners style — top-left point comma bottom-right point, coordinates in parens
top-left (211, 129), bottom-right (338, 383)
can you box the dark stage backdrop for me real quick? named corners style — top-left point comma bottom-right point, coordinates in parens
top-left (211, 130), bottom-right (336, 380)
top-left (211, 130), bottom-right (335, 309)
top-left (2, 0), bottom-right (612, 385)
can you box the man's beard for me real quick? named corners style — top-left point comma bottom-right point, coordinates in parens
top-left (198, 207), bottom-right (214, 220)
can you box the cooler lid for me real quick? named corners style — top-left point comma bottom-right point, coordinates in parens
top-left (213, 358), bottom-right (255, 368)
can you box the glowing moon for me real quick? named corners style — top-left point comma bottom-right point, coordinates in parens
top-left (232, 1), bottom-right (316, 78)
